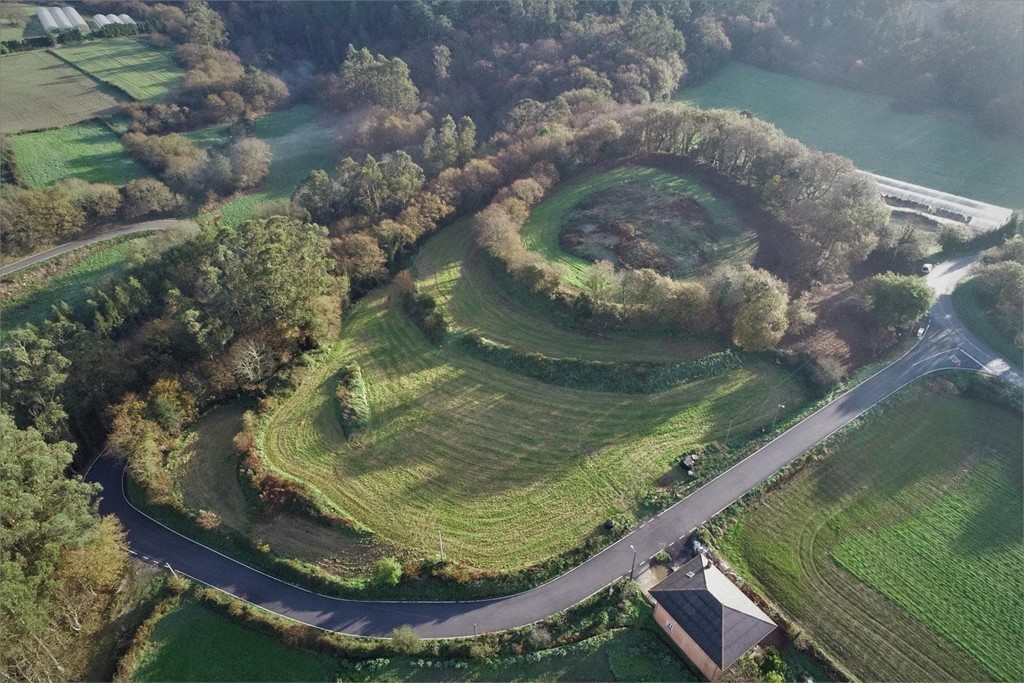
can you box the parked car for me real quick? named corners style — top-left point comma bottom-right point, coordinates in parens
top-left (921, 263), bottom-right (933, 274)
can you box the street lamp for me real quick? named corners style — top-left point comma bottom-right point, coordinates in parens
top-left (772, 403), bottom-right (785, 431)
top-left (628, 544), bottom-right (638, 580)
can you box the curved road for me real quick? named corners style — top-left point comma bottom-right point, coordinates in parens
top-left (0, 219), bottom-right (195, 278)
top-left (86, 254), bottom-right (1022, 638)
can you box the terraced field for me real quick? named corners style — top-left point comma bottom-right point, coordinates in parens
top-left (415, 218), bottom-right (717, 362)
top-left (54, 39), bottom-right (184, 102)
top-left (719, 383), bottom-right (1023, 681)
top-left (0, 50), bottom-right (123, 133)
top-left (260, 219), bottom-right (807, 570)
top-left (11, 119), bottom-right (147, 187)
top-left (521, 166), bottom-right (752, 288)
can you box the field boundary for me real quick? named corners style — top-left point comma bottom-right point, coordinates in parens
top-left (47, 47), bottom-right (137, 102)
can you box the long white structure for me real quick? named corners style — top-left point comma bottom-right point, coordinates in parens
top-left (105, 13), bottom-right (124, 24)
top-left (92, 13), bottom-right (110, 27)
top-left (117, 14), bottom-right (136, 24)
top-left (37, 7), bottom-right (59, 32)
top-left (63, 7), bottom-right (90, 30)
top-left (51, 7), bottom-right (74, 30)
top-left (861, 171), bottom-right (1015, 231)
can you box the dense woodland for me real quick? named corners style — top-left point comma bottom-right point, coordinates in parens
top-left (1, 1), bottom-right (1021, 680)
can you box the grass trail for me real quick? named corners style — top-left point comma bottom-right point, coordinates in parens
top-left (719, 383), bottom-right (1022, 681)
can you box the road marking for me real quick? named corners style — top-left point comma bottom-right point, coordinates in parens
top-left (912, 348), bottom-right (956, 366)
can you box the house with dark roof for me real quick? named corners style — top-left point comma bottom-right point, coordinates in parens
top-left (650, 554), bottom-right (776, 681)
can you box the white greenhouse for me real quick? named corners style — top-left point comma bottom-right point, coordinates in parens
top-left (104, 14), bottom-right (124, 24)
top-left (51, 7), bottom-right (74, 30)
top-left (63, 7), bottom-right (90, 30)
top-left (118, 14), bottom-right (137, 24)
top-left (37, 7), bottom-right (59, 32)
top-left (92, 14), bottom-right (110, 27)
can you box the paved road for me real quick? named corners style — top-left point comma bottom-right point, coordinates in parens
top-left (86, 254), bottom-right (1022, 639)
top-left (0, 219), bottom-right (195, 278)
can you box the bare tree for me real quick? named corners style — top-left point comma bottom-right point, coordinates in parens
top-left (228, 337), bottom-right (273, 386)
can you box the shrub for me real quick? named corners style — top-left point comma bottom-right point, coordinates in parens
top-left (653, 550), bottom-right (671, 563)
top-left (390, 625), bottom-right (423, 654)
top-left (335, 363), bottom-right (370, 437)
top-left (373, 557), bottom-right (403, 586)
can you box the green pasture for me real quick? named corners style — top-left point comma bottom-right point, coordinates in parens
top-left (415, 218), bottom-right (719, 362)
top-left (11, 119), bottom-right (147, 187)
top-left (0, 4), bottom-right (43, 41)
top-left (953, 278), bottom-right (1023, 367)
top-left (719, 383), bottom-right (1023, 681)
top-left (1, 232), bottom-right (163, 334)
top-left (680, 62), bottom-right (1024, 208)
top-left (521, 166), bottom-right (749, 288)
top-left (0, 50), bottom-right (122, 134)
top-left (133, 601), bottom-right (329, 682)
top-left (260, 219), bottom-right (807, 569)
top-left (54, 39), bottom-right (184, 102)
top-left (218, 105), bottom-right (338, 227)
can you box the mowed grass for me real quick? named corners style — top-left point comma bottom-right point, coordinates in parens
top-left (953, 278), bottom-right (1023, 368)
top-left (415, 218), bottom-right (719, 362)
top-left (173, 402), bottom-right (250, 529)
top-left (0, 50), bottom-right (123, 134)
top-left (0, 4), bottom-right (43, 41)
top-left (11, 119), bottom-right (148, 187)
top-left (680, 62), bottom-right (1024, 208)
top-left (521, 166), bottom-right (749, 288)
top-left (260, 282), bottom-right (806, 570)
top-left (133, 601), bottom-right (329, 682)
top-left (218, 105), bottom-right (338, 227)
top-left (719, 384), bottom-right (1023, 681)
top-left (54, 39), bottom-right (184, 102)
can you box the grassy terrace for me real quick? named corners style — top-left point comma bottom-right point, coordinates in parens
top-left (953, 278), bottom-right (1023, 368)
top-left (680, 62), bottom-right (1024, 208)
top-left (11, 119), bottom-right (147, 187)
top-left (260, 217), bottom-right (806, 570)
top-left (719, 383), bottom-right (1023, 681)
top-left (520, 166), bottom-right (749, 288)
top-left (54, 39), bottom-right (184, 102)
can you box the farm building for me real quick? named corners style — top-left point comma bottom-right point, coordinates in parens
top-left (104, 14), bottom-right (124, 24)
top-left (92, 13), bottom-right (109, 27)
top-left (63, 7), bottom-right (90, 30)
top-left (650, 555), bottom-right (777, 681)
top-left (36, 8), bottom-right (58, 32)
top-left (118, 14), bottom-right (137, 24)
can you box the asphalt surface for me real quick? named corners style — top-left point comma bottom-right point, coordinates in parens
top-left (0, 219), bottom-right (195, 278)
top-left (86, 253), bottom-right (1022, 639)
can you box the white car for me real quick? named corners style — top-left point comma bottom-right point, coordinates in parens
top-left (921, 263), bottom-right (933, 274)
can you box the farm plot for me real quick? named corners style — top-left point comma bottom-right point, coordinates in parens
top-left (521, 166), bottom-right (753, 288)
top-left (415, 218), bottom-right (718, 362)
top-left (54, 39), bottom-right (184, 102)
top-left (218, 105), bottom-right (338, 227)
top-left (719, 383), bottom-right (1023, 682)
top-left (0, 50), bottom-right (123, 133)
top-left (11, 119), bottom-right (147, 187)
top-left (260, 280), bottom-right (806, 570)
top-left (679, 62), bottom-right (1024, 208)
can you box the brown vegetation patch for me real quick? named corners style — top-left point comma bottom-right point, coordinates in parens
top-left (253, 514), bottom-right (390, 577)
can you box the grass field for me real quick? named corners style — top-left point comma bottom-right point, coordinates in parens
top-left (11, 119), bottom-right (148, 187)
top-left (680, 62), bottom-right (1024, 208)
top-left (54, 39), bottom-right (184, 102)
top-left (521, 166), bottom-right (751, 288)
top-left (953, 278), bottom-right (1023, 367)
top-left (260, 218), bottom-right (807, 570)
top-left (0, 4), bottom-right (43, 41)
top-left (416, 218), bottom-right (718, 362)
top-left (0, 232), bottom-right (174, 335)
top-left (218, 105), bottom-right (338, 227)
top-left (718, 383), bottom-right (1023, 681)
top-left (0, 50), bottom-right (123, 134)
top-left (134, 601), bottom-right (329, 682)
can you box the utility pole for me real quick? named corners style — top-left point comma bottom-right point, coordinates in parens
top-left (724, 417), bottom-right (734, 446)
top-left (772, 404), bottom-right (785, 431)
top-left (628, 544), bottom-right (638, 580)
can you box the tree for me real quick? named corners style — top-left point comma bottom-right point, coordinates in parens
top-left (432, 44), bottom-right (451, 84)
top-left (229, 138), bottom-right (272, 190)
top-left (330, 45), bottom-right (420, 113)
top-left (372, 557), bottom-right (402, 585)
top-left (332, 233), bottom-right (388, 291)
top-left (228, 337), bottom-right (274, 387)
top-left (581, 260), bottom-right (619, 301)
top-left (390, 625), bottom-right (423, 654)
top-left (0, 325), bottom-right (70, 441)
top-left (0, 186), bottom-right (85, 254)
top-left (184, 0), bottom-right (228, 47)
top-left (120, 178), bottom-right (181, 219)
top-left (291, 169), bottom-right (339, 225)
top-left (731, 268), bottom-right (790, 350)
top-left (865, 272), bottom-right (934, 329)
top-left (0, 413), bottom-right (103, 681)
